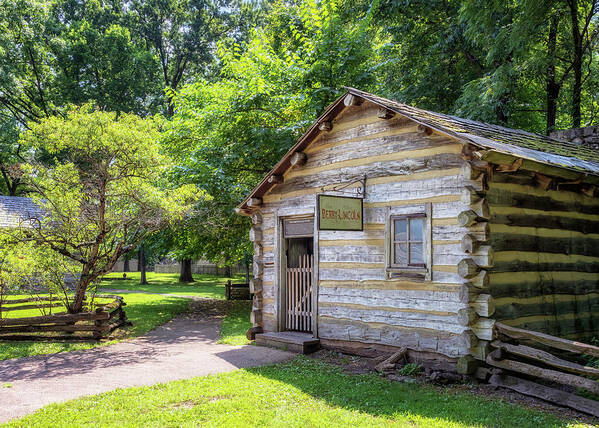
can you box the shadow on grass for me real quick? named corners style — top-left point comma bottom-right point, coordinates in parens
top-left (234, 357), bottom-right (575, 428)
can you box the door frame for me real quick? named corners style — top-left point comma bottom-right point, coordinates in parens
top-left (275, 212), bottom-right (318, 336)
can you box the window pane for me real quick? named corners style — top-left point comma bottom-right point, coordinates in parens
top-left (394, 219), bottom-right (407, 241)
top-left (409, 218), bottom-right (423, 241)
top-left (410, 243), bottom-right (424, 264)
top-left (394, 243), bottom-right (407, 265)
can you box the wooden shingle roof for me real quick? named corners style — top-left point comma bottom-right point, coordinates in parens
top-left (237, 88), bottom-right (599, 212)
top-left (0, 196), bottom-right (42, 228)
top-left (351, 88), bottom-right (599, 176)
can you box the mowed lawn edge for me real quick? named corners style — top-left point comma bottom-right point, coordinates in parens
top-left (2, 357), bottom-right (584, 428)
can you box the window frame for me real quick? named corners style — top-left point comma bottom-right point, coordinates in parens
top-left (390, 213), bottom-right (426, 268)
top-left (385, 203), bottom-right (432, 281)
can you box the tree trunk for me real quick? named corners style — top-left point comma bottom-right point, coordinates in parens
top-left (71, 276), bottom-right (91, 313)
top-left (139, 247), bottom-right (148, 285)
top-left (123, 256), bottom-right (130, 272)
top-left (225, 265), bottom-right (232, 278)
top-left (546, 14), bottom-right (560, 135)
top-left (179, 259), bottom-right (194, 282)
top-left (569, 0), bottom-right (583, 128)
top-left (245, 261), bottom-right (250, 284)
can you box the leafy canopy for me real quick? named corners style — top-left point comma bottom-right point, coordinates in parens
top-left (4, 106), bottom-right (197, 312)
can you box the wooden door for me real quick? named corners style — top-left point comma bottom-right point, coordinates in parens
top-left (285, 254), bottom-right (313, 332)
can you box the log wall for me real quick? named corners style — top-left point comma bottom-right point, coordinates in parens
top-left (485, 173), bottom-right (599, 341)
top-left (249, 101), bottom-right (487, 359)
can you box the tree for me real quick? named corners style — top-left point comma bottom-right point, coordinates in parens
top-left (129, 0), bottom-right (228, 114)
top-left (7, 106), bottom-right (197, 313)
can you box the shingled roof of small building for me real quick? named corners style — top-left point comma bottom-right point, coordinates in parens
top-left (237, 88), bottom-right (599, 212)
top-left (0, 196), bottom-right (42, 228)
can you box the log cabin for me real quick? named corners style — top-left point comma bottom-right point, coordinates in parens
top-left (236, 88), bottom-right (599, 371)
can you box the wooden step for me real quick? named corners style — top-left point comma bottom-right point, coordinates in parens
top-left (255, 331), bottom-right (320, 354)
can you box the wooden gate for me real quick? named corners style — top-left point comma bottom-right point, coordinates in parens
top-left (285, 254), bottom-right (313, 332)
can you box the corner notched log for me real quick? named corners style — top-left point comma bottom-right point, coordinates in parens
top-left (343, 94), bottom-right (363, 106)
top-left (290, 152), bottom-right (307, 167)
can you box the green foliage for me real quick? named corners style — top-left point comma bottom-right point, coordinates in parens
top-left (218, 300), bottom-right (252, 345)
top-left (5, 357), bottom-right (577, 427)
top-left (397, 363), bottom-right (423, 377)
top-left (2, 106), bottom-right (197, 312)
top-left (165, 0), bottom-right (377, 265)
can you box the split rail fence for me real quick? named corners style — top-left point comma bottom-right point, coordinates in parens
top-left (480, 322), bottom-right (599, 417)
top-left (0, 294), bottom-right (130, 341)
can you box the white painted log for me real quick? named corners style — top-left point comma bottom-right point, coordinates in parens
top-left (461, 186), bottom-right (485, 204)
top-left (471, 294), bottom-right (495, 317)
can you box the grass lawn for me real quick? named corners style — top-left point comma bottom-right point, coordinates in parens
top-left (218, 300), bottom-right (252, 346)
top-left (100, 272), bottom-right (245, 299)
top-left (0, 293), bottom-right (190, 361)
top-left (1, 272), bottom-right (248, 361)
top-left (3, 357), bottom-right (584, 428)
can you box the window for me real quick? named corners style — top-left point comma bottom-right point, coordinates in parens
top-left (391, 215), bottom-right (425, 268)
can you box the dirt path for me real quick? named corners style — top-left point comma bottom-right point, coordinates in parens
top-left (0, 299), bottom-right (294, 423)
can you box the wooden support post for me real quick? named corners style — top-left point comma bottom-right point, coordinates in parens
top-left (290, 152), bottom-right (307, 167)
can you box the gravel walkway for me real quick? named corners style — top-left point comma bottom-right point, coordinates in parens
top-left (0, 299), bottom-right (294, 423)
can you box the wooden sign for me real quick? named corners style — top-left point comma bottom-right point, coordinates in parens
top-left (318, 195), bottom-right (363, 231)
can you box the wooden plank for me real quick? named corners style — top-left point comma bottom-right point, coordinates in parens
top-left (488, 374), bottom-right (599, 417)
top-left (495, 322), bottom-right (599, 357)
top-left (486, 353), bottom-right (599, 394)
top-left (491, 340), bottom-right (599, 378)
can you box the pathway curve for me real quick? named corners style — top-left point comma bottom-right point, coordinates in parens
top-left (0, 299), bottom-right (294, 423)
